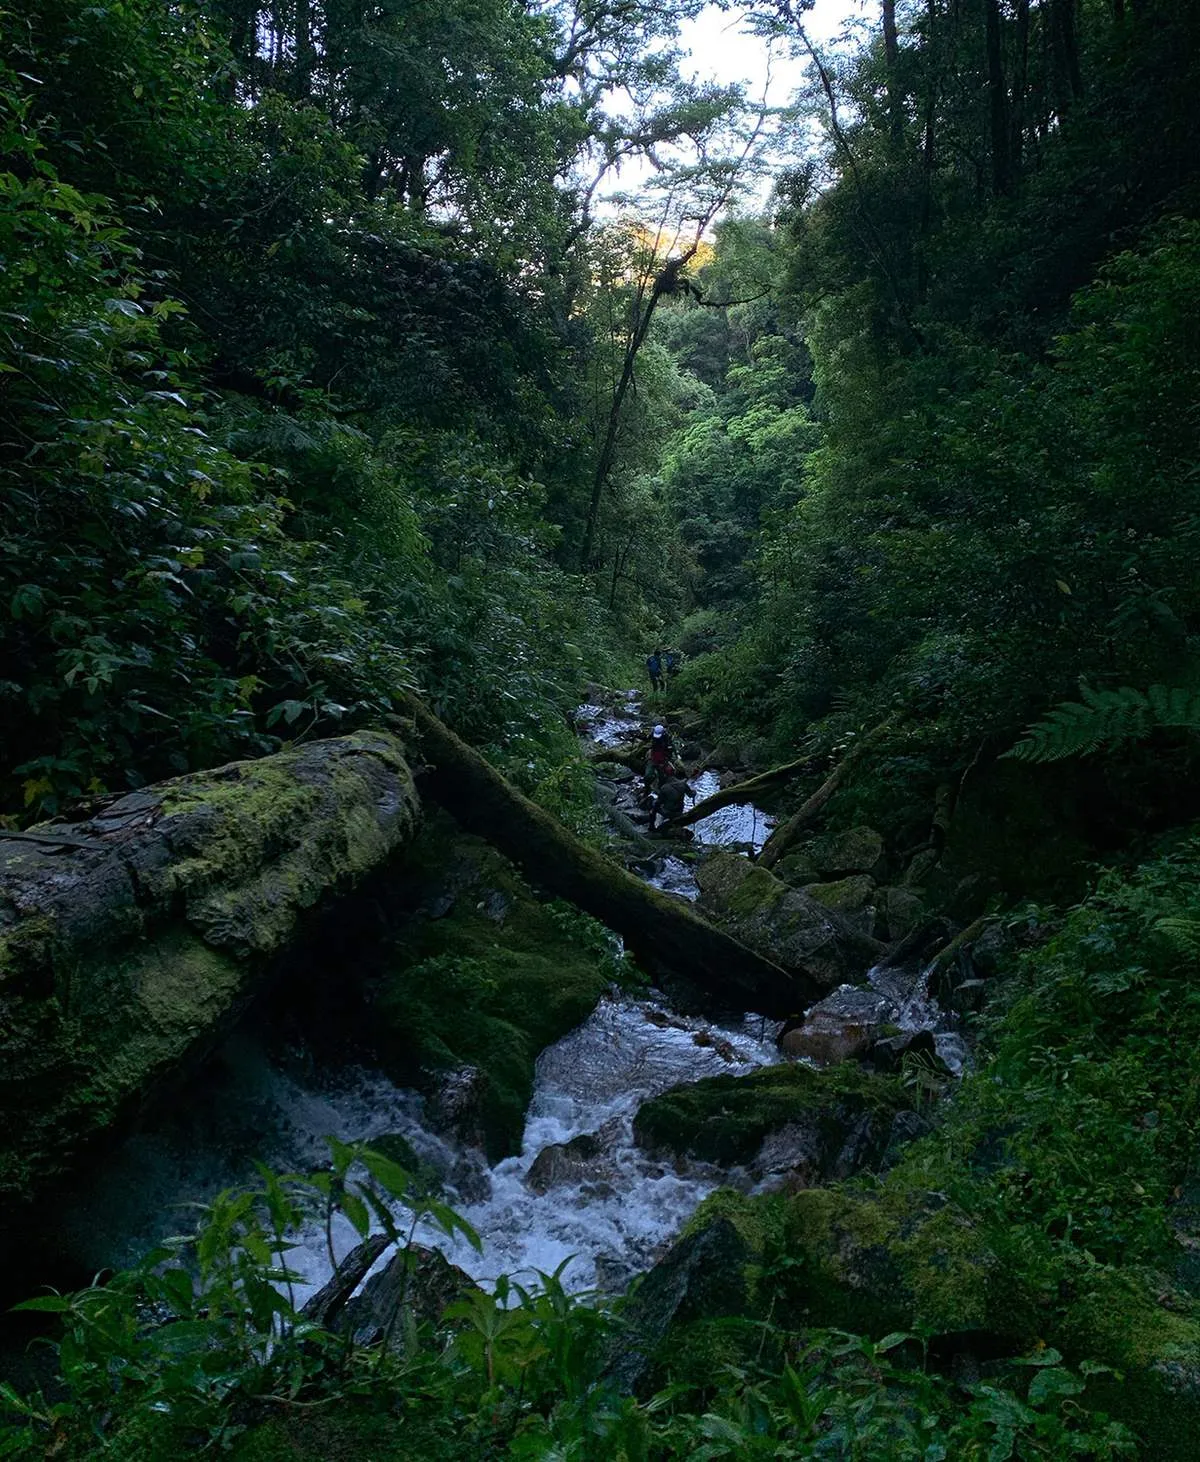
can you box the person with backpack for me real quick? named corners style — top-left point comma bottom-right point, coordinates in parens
top-left (646, 649), bottom-right (664, 692)
top-left (644, 723), bottom-right (676, 794)
top-left (649, 772), bottom-right (696, 831)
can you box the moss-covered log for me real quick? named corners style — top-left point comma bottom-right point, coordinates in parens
top-left (397, 696), bottom-right (816, 1014)
top-left (758, 721), bottom-right (892, 870)
top-left (0, 732), bottom-right (420, 1219)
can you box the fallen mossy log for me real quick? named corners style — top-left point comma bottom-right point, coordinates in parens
top-left (396, 696), bottom-right (816, 1015)
top-left (0, 732), bottom-right (421, 1220)
top-left (674, 755), bottom-right (816, 830)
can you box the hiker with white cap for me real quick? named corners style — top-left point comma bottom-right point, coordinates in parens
top-left (644, 723), bottom-right (676, 795)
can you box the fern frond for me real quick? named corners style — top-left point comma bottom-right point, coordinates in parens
top-left (1153, 917), bottom-right (1200, 957)
top-left (1004, 682), bottom-right (1200, 763)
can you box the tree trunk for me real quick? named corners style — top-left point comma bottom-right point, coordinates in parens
top-left (1010, 0), bottom-right (1031, 176)
top-left (916, 0), bottom-right (938, 302)
top-left (397, 696), bottom-right (817, 1014)
top-left (984, 0), bottom-right (1011, 194)
top-left (882, 0), bottom-right (904, 145)
top-left (1049, 0), bottom-right (1084, 113)
top-left (578, 266), bottom-right (676, 570)
top-left (757, 722), bottom-right (892, 870)
top-left (294, 0), bottom-right (315, 99)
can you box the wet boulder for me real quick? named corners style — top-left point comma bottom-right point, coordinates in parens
top-left (605, 1216), bottom-right (753, 1393)
top-left (632, 1061), bottom-right (913, 1186)
top-left (779, 1022), bottom-right (877, 1065)
top-left (301, 1234), bottom-right (391, 1330)
top-left (526, 1130), bottom-right (609, 1193)
top-left (876, 885), bottom-right (927, 942)
top-left (0, 732), bottom-right (420, 1218)
top-left (804, 874), bottom-right (878, 935)
top-left (425, 1065), bottom-right (492, 1153)
top-left (778, 986), bottom-right (895, 1067)
top-left (865, 1027), bottom-right (940, 1073)
top-left (339, 1243), bottom-right (473, 1349)
top-left (773, 851), bottom-right (823, 886)
top-left (805, 826), bottom-right (886, 878)
top-left (369, 824), bottom-right (624, 1161)
top-left (695, 853), bottom-right (883, 991)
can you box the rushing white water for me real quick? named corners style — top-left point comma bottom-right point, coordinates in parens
top-left (281, 994), bottom-right (780, 1302)
top-left (52, 681), bottom-right (960, 1312)
top-left (574, 691), bottom-right (642, 747)
top-left (820, 964), bottom-right (970, 1075)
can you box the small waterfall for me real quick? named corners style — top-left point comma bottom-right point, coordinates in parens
top-left (286, 994), bottom-right (781, 1302)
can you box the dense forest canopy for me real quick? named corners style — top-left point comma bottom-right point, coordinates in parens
top-left (4, 0), bottom-right (1200, 1454)
top-left (3, 0), bottom-right (1197, 844)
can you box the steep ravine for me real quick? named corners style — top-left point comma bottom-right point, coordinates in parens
top-left (37, 688), bottom-right (962, 1307)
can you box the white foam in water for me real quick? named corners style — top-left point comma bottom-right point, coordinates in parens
top-left (646, 854), bottom-right (701, 901)
top-left (59, 685), bottom-right (963, 1311)
top-left (867, 964), bottom-right (969, 1075)
top-left (286, 995), bottom-right (780, 1303)
top-left (574, 691), bottom-right (643, 748)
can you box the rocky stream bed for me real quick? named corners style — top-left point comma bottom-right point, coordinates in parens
top-left (36, 688), bottom-right (965, 1313)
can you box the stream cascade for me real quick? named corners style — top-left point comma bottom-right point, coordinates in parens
top-left (52, 691), bottom-right (964, 1308)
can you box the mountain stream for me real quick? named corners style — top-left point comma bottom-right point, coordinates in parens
top-left (49, 691), bottom-right (962, 1306)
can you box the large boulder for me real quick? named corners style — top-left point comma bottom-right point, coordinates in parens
top-left (525, 1127), bottom-right (619, 1194)
top-left (0, 731), bottom-right (420, 1215)
top-left (604, 1216), bottom-right (754, 1393)
top-left (369, 822), bottom-right (628, 1160)
top-left (804, 875), bottom-right (878, 936)
top-left (806, 826), bottom-right (886, 878)
top-left (875, 885), bottom-right (927, 941)
top-left (778, 985), bottom-right (895, 1066)
top-left (633, 1062), bottom-right (914, 1188)
top-left (695, 853), bottom-right (882, 993)
top-left (681, 1185), bottom-right (1200, 1460)
top-left (338, 1244), bottom-right (472, 1349)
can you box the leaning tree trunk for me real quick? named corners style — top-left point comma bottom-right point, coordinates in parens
top-left (396, 696), bottom-right (817, 1015)
top-left (757, 722), bottom-right (893, 870)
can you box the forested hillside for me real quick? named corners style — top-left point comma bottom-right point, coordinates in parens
top-left (4, 0), bottom-right (1200, 1457)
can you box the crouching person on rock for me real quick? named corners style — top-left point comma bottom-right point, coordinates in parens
top-left (649, 773), bottom-right (696, 833)
top-left (644, 724), bottom-right (676, 794)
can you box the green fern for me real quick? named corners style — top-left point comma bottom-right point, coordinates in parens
top-left (1152, 917), bottom-right (1200, 957)
top-left (1004, 683), bottom-right (1200, 763)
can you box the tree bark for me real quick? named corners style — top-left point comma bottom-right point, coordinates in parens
top-left (578, 261), bottom-right (680, 570)
top-left (984, 0), bottom-right (1011, 194)
top-left (1010, 0), bottom-right (1031, 177)
top-left (882, 0), bottom-right (904, 146)
top-left (916, 0), bottom-right (938, 302)
top-left (757, 722), bottom-right (892, 870)
top-left (397, 696), bottom-right (817, 1014)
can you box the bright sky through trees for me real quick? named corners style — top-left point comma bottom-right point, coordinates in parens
top-left (601, 0), bottom-right (867, 214)
top-left (680, 0), bottom-right (866, 101)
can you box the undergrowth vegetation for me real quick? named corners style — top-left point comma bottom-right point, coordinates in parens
top-left (0, 1138), bottom-right (1136, 1460)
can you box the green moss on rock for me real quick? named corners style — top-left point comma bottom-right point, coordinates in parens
top-left (633, 1062), bottom-right (910, 1167)
top-left (371, 825), bottom-right (624, 1160)
top-left (0, 732), bottom-right (420, 1219)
